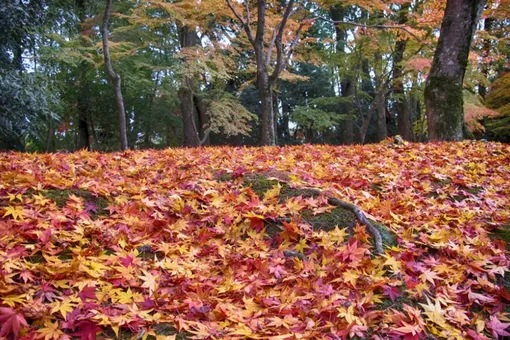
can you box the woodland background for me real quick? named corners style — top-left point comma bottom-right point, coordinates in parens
top-left (0, 0), bottom-right (509, 152)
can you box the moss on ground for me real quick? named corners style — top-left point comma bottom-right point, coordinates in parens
top-left (241, 172), bottom-right (395, 250)
top-left (377, 294), bottom-right (412, 313)
top-left (492, 223), bottom-right (510, 250)
top-left (43, 188), bottom-right (108, 217)
top-left (370, 219), bottom-right (398, 249)
top-left (302, 208), bottom-right (357, 232)
top-left (245, 175), bottom-right (280, 197)
top-left (100, 324), bottom-right (191, 340)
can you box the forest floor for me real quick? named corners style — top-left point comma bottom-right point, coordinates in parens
top-left (0, 140), bottom-right (509, 339)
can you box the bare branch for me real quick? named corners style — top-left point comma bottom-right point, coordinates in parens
top-left (226, 0), bottom-right (255, 45)
top-left (283, 21), bottom-right (305, 67)
top-left (270, 0), bottom-right (296, 81)
top-left (266, 23), bottom-right (281, 67)
top-left (245, 0), bottom-right (251, 27)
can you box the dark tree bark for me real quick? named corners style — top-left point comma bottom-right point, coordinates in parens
top-left (479, 17), bottom-right (493, 99)
top-left (393, 3), bottom-right (413, 141)
top-left (272, 88), bottom-right (279, 145)
top-left (424, 0), bottom-right (486, 141)
top-left (227, 0), bottom-right (298, 146)
top-left (76, 0), bottom-right (91, 151)
top-left (178, 26), bottom-right (200, 147)
top-left (101, 0), bottom-right (129, 150)
top-left (77, 86), bottom-right (91, 150)
top-left (330, 5), bottom-right (354, 144)
top-left (374, 52), bottom-right (388, 142)
top-left (194, 94), bottom-right (210, 145)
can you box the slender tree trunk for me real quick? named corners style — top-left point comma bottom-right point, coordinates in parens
top-left (374, 52), bottom-right (387, 141)
top-left (424, 0), bottom-right (486, 141)
top-left (45, 118), bottom-right (54, 153)
top-left (178, 26), bottom-right (200, 146)
top-left (281, 102), bottom-right (290, 140)
top-left (77, 89), bottom-right (91, 150)
top-left (330, 5), bottom-right (354, 144)
top-left (393, 3), bottom-right (413, 141)
top-left (479, 17), bottom-right (493, 99)
top-left (102, 0), bottom-right (128, 150)
top-left (76, 0), bottom-right (91, 150)
top-left (195, 94), bottom-right (210, 145)
top-left (255, 38), bottom-right (275, 146)
top-left (272, 89), bottom-right (279, 145)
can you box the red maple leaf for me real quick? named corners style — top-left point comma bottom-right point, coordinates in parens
top-left (78, 286), bottom-right (97, 302)
top-left (383, 285), bottom-right (402, 302)
top-left (71, 320), bottom-right (101, 340)
top-left (0, 307), bottom-right (28, 339)
top-left (487, 316), bottom-right (510, 338)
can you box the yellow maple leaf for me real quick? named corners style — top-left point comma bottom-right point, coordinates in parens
top-left (37, 320), bottom-right (64, 340)
top-left (50, 297), bottom-right (76, 319)
top-left (140, 270), bottom-right (159, 296)
top-left (7, 193), bottom-right (22, 201)
top-left (263, 183), bottom-right (281, 201)
top-left (419, 297), bottom-right (447, 327)
top-left (329, 227), bottom-right (348, 245)
top-left (3, 205), bottom-right (24, 221)
top-left (382, 254), bottom-right (402, 274)
top-left (295, 238), bottom-right (308, 253)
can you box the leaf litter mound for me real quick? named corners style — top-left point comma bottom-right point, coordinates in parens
top-left (0, 141), bottom-right (509, 339)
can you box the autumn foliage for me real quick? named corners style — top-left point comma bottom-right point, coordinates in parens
top-left (0, 142), bottom-right (509, 339)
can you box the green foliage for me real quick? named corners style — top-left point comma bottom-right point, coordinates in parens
top-left (0, 71), bottom-right (60, 151)
top-left (292, 96), bottom-right (356, 131)
top-left (292, 107), bottom-right (344, 131)
top-left (0, 0), bottom-right (47, 70)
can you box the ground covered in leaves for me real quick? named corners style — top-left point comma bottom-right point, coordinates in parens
top-left (0, 141), bottom-right (509, 339)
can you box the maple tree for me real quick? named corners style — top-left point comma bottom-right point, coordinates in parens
top-left (1, 140), bottom-right (509, 338)
top-left (424, 0), bottom-right (487, 141)
top-left (101, 0), bottom-right (129, 151)
top-left (225, 0), bottom-right (309, 146)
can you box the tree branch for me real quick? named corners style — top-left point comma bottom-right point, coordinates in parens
top-left (283, 20), bottom-right (305, 67)
top-left (270, 0), bottom-right (296, 81)
top-left (266, 23), bottom-right (281, 68)
top-left (101, 0), bottom-right (119, 81)
top-left (226, 0), bottom-right (255, 45)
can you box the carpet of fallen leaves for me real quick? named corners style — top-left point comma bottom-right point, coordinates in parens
top-left (0, 141), bottom-right (509, 340)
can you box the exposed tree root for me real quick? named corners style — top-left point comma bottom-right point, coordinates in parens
top-left (294, 188), bottom-right (385, 255)
top-left (240, 171), bottom-right (387, 255)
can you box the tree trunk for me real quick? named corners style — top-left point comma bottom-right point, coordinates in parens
top-left (255, 24), bottom-right (275, 146)
top-left (195, 94), bottom-right (210, 145)
top-left (178, 26), bottom-right (200, 147)
top-left (76, 0), bottom-right (91, 151)
top-left (374, 52), bottom-right (387, 141)
top-left (102, 0), bottom-right (128, 151)
top-left (258, 79), bottom-right (274, 146)
top-left (330, 5), bottom-right (354, 144)
top-left (393, 3), bottom-right (413, 141)
top-left (272, 89), bottom-right (279, 145)
top-left (424, 0), bottom-right (486, 141)
top-left (479, 17), bottom-right (493, 99)
top-left (77, 89), bottom-right (91, 150)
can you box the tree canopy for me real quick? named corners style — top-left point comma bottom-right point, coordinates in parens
top-left (0, 0), bottom-right (508, 150)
